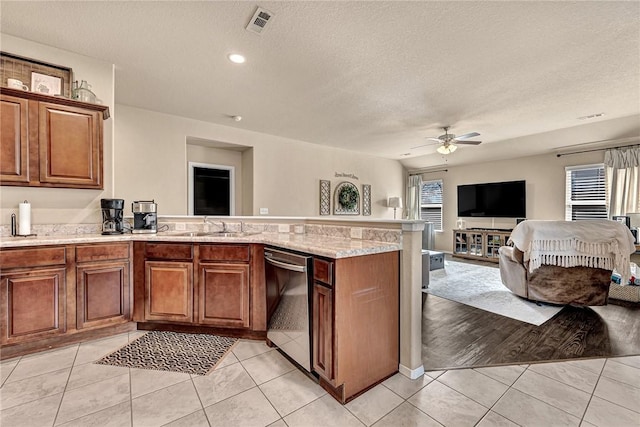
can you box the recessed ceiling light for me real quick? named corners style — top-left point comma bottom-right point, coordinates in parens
top-left (228, 53), bottom-right (246, 64)
top-left (578, 113), bottom-right (605, 120)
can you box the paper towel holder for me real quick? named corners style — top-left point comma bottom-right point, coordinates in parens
top-left (16, 200), bottom-right (37, 237)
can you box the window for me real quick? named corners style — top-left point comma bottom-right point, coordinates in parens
top-left (421, 179), bottom-right (443, 231)
top-left (565, 164), bottom-right (608, 221)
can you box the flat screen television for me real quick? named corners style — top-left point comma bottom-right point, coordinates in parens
top-left (457, 180), bottom-right (526, 218)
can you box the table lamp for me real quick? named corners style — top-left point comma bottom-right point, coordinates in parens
top-left (388, 197), bottom-right (403, 219)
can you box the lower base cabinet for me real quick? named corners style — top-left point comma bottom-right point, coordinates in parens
top-left (312, 251), bottom-right (399, 403)
top-left (134, 242), bottom-right (263, 335)
top-left (312, 283), bottom-right (334, 381)
top-left (0, 267), bottom-right (67, 345)
top-left (144, 261), bottom-right (194, 323)
top-left (0, 243), bottom-right (133, 356)
top-left (198, 263), bottom-right (250, 328)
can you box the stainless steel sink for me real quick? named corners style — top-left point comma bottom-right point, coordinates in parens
top-left (176, 231), bottom-right (259, 237)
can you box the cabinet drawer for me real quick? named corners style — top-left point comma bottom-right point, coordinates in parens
top-left (76, 243), bottom-right (130, 263)
top-left (199, 245), bottom-right (249, 262)
top-left (145, 243), bottom-right (193, 260)
top-left (313, 258), bottom-right (334, 286)
top-left (0, 246), bottom-right (66, 269)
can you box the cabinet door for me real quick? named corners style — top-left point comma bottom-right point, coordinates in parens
top-left (38, 102), bottom-right (102, 188)
top-left (198, 263), bottom-right (250, 328)
top-left (144, 261), bottom-right (193, 322)
top-left (0, 267), bottom-right (66, 345)
top-left (76, 261), bottom-right (130, 329)
top-left (312, 283), bottom-right (334, 382)
top-left (0, 95), bottom-right (30, 184)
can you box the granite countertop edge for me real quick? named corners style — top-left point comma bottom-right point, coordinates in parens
top-left (0, 232), bottom-right (401, 259)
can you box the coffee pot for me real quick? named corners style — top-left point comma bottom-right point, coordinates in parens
top-left (101, 199), bottom-right (125, 235)
top-left (132, 200), bottom-right (157, 234)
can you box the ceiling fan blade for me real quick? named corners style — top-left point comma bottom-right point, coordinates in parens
top-left (454, 132), bottom-right (480, 140)
top-left (455, 140), bottom-right (482, 145)
top-left (425, 137), bottom-right (442, 142)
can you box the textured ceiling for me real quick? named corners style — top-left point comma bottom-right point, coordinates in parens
top-left (2, 1), bottom-right (639, 170)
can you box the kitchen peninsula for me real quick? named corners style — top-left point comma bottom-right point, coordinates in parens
top-left (0, 217), bottom-right (425, 403)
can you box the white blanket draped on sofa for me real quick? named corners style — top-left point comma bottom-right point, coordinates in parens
top-left (508, 220), bottom-right (636, 284)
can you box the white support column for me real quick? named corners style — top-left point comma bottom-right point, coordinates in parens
top-left (398, 221), bottom-right (425, 379)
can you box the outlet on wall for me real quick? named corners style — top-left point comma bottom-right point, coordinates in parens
top-left (259, 208), bottom-right (269, 215)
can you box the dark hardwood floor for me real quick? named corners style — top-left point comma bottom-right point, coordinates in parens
top-left (421, 270), bottom-right (640, 371)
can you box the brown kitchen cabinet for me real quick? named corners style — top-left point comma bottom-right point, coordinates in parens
top-left (76, 243), bottom-right (131, 329)
top-left (312, 282), bottom-right (334, 381)
top-left (312, 251), bottom-right (400, 403)
top-left (0, 243), bottom-right (135, 359)
top-left (198, 244), bottom-right (250, 328)
top-left (0, 87), bottom-right (109, 189)
top-left (140, 243), bottom-right (194, 323)
top-left (0, 246), bottom-right (68, 346)
top-left (198, 263), bottom-right (250, 328)
top-left (145, 261), bottom-right (194, 322)
top-left (0, 93), bottom-right (30, 184)
top-left (133, 242), bottom-right (265, 335)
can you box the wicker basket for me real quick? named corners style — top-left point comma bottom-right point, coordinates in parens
top-left (609, 282), bottom-right (640, 302)
top-left (1, 51), bottom-right (72, 97)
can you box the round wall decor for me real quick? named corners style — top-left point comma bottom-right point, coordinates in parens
top-left (334, 181), bottom-right (360, 215)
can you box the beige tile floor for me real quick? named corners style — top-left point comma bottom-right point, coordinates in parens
top-left (1, 332), bottom-right (639, 427)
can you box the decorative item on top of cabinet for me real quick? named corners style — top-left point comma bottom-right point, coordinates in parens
top-left (0, 87), bottom-right (109, 189)
top-left (1, 51), bottom-right (73, 97)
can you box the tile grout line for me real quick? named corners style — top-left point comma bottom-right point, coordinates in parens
top-left (576, 357), bottom-right (609, 425)
top-left (189, 371), bottom-right (213, 427)
top-left (51, 344), bottom-right (81, 427)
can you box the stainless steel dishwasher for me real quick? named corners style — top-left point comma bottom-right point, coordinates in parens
top-left (265, 247), bottom-right (313, 371)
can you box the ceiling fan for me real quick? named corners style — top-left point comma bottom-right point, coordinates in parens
top-left (414, 126), bottom-right (482, 154)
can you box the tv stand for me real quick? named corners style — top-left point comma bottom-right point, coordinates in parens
top-left (453, 229), bottom-right (512, 263)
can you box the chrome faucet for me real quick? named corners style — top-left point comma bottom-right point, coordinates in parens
top-left (204, 217), bottom-right (226, 232)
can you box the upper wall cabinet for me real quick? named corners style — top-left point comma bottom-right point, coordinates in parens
top-left (0, 87), bottom-right (109, 189)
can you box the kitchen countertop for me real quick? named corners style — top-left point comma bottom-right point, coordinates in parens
top-left (0, 231), bottom-right (401, 259)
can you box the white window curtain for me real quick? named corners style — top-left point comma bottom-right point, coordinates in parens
top-left (604, 146), bottom-right (640, 217)
top-left (406, 175), bottom-right (423, 220)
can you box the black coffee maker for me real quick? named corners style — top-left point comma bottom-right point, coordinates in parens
top-left (101, 199), bottom-right (125, 235)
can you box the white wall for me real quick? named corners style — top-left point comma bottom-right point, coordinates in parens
top-left (425, 150), bottom-right (605, 252)
top-left (0, 34), bottom-right (115, 225)
top-left (115, 105), bottom-right (406, 218)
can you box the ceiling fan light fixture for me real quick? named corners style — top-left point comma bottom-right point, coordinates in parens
top-left (228, 53), bottom-right (246, 64)
top-left (437, 144), bottom-right (457, 155)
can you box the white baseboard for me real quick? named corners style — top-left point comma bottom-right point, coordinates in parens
top-left (399, 363), bottom-right (424, 379)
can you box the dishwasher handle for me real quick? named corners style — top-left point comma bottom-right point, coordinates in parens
top-left (265, 256), bottom-right (307, 273)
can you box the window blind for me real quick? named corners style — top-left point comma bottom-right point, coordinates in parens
top-left (421, 180), bottom-right (443, 230)
top-left (565, 164), bottom-right (608, 221)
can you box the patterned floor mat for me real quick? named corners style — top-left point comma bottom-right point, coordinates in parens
top-left (95, 331), bottom-right (237, 375)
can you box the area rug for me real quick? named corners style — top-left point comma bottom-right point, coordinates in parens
top-left (95, 331), bottom-right (237, 375)
top-left (425, 259), bottom-right (563, 326)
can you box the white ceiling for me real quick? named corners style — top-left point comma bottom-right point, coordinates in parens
top-left (2, 1), bottom-right (639, 170)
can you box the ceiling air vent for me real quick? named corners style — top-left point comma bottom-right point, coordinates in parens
top-left (246, 7), bottom-right (274, 35)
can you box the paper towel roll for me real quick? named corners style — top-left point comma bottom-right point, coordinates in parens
top-left (19, 201), bottom-right (31, 235)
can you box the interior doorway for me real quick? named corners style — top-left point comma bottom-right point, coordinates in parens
top-left (188, 162), bottom-right (235, 215)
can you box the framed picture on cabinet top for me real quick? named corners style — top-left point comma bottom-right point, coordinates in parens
top-left (31, 72), bottom-right (62, 95)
